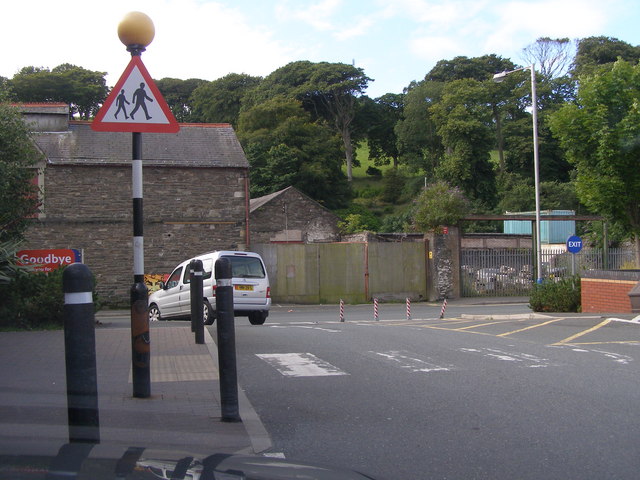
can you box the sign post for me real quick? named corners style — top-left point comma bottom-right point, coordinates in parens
top-left (92, 12), bottom-right (179, 398)
top-left (566, 235), bottom-right (583, 276)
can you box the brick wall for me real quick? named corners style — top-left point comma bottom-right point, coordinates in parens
top-left (581, 278), bottom-right (637, 313)
top-left (24, 164), bottom-right (248, 305)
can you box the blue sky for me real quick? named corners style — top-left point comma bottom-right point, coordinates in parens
top-left (4, 0), bottom-right (640, 97)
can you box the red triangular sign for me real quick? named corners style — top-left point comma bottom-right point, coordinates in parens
top-left (92, 56), bottom-right (179, 133)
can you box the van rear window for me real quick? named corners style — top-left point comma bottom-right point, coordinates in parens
top-left (224, 256), bottom-right (266, 279)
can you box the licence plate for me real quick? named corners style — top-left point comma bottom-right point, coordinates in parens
top-left (235, 285), bottom-right (253, 291)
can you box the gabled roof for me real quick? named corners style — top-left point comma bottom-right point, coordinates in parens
top-left (250, 186), bottom-right (340, 219)
top-left (33, 121), bottom-right (249, 168)
top-left (249, 187), bottom-right (292, 212)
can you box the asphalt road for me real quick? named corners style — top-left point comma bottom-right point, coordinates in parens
top-left (229, 303), bottom-right (640, 480)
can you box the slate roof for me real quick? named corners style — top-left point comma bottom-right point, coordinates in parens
top-left (249, 186), bottom-right (340, 219)
top-left (249, 187), bottom-right (293, 212)
top-left (33, 121), bottom-right (249, 168)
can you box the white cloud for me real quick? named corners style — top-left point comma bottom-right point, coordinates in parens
top-left (484, 0), bottom-right (609, 56)
top-left (409, 35), bottom-right (464, 64)
top-left (275, 0), bottom-right (343, 31)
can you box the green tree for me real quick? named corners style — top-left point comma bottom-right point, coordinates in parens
top-left (426, 54), bottom-right (515, 82)
top-left (247, 61), bottom-right (371, 181)
top-left (0, 103), bottom-right (42, 242)
top-left (237, 96), bottom-right (351, 209)
top-left (191, 73), bottom-right (261, 127)
top-left (549, 59), bottom-right (640, 264)
top-left (413, 181), bottom-right (470, 232)
top-left (156, 77), bottom-right (207, 123)
top-left (358, 93), bottom-right (404, 168)
top-left (10, 64), bottom-right (108, 119)
top-left (571, 36), bottom-right (640, 77)
top-left (430, 79), bottom-right (497, 207)
top-left (395, 80), bottom-right (444, 173)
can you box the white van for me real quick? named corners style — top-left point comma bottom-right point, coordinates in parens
top-left (148, 251), bottom-right (271, 325)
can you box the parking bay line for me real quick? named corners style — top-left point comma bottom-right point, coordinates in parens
top-left (497, 317), bottom-right (567, 337)
top-left (551, 318), bottom-right (612, 346)
top-left (451, 319), bottom-right (526, 331)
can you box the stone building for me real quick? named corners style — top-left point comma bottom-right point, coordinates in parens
top-left (22, 104), bottom-right (250, 305)
top-left (249, 186), bottom-right (341, 244)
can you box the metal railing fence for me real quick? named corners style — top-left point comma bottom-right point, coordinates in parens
top-left (461, 247), bottom-right (635, 297)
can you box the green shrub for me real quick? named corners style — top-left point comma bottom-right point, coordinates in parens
top-left (529, 276), bottom-right (581, 313)
top-left (365, 166), bottom-right (382, 177)
top-left (0, 268), bottom-right (65, 329)
top-left (381, 169), bottom-right (405, 203)
top-left (0, 267), bottom-right (101, 330)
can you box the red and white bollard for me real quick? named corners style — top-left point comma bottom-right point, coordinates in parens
top-left (406, 297), bottom-right (411, 320)
top-left (373, 298), bottom-right (379, 321)
top-left (339, 299), bottom-right (345, 322)
top-left (439, 298), bottom-right (448, 319)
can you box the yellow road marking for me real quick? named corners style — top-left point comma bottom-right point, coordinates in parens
top-left (552, 319), bottom-right (611, 345)
top-left (454, 319), bottom-right (520, 331)
top-left (560, 340), bottom-right (640, 345)
top-left (498, 318), bottom-right (566, 337)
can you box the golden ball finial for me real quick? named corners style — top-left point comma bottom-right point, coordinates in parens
top-left (117, 12), bottom-right (155, 49)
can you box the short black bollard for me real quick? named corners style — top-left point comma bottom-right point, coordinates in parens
top-left (215, 257), bottom-right (241, 422)
top-left (131, 282), bottom-right (150, 398)
top-left (62, 263), bottom-right (100, 444)
top-left (190, 259), bottom-right (205, 345)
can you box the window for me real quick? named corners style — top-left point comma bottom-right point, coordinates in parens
top-left (166, 267), bottom-right (183, 289)
top-left (225, 256), bottom-right (266, 279)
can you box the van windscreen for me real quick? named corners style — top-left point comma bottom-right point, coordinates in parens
top-left (225, 256), bottom-right (266, 279)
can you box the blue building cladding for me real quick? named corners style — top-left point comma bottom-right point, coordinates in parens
top-left (504, 210), bottom-right (576, 244)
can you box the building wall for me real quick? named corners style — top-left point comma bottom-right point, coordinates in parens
top-left (250, 189), bottom-right (340, 244)
top-left (24, 164), bottom-right (248, 305)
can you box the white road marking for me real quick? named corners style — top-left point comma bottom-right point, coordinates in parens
top-left (459, 348), bottom-right (551, 367)
top-left (263, 452), bottom-right (286, 459)
top-left (267, 325), bottom-right (342, 333)
top-left (368, 350), bottom-right (452, 373)
top-left (608, 315), bottom-right (640, 324)
top-left (559, 346), bottom-right (634, 364)
top-left (590, 349), bottom-right (633, 365)
top-left (256, 353), bottom-right (349, 377)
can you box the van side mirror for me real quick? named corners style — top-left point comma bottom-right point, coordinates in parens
top-left (158, 281), bottom-right (166, 290)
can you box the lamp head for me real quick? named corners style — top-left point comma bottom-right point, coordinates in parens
top-left (118, 12), bottom-right (155, 55)
top-left (492, 72), bottom-right (508, 83)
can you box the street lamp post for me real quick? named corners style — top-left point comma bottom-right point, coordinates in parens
top-left (493, 64), bottom-right (543, 284)
top-left (118, 12), bottom-right (156, 397)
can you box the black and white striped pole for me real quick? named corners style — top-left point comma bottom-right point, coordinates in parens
top-left (119, 13), bottom-right (155, 399)
top-left (63, 263), bottom-right (100, 444)
top-left (129, 106), bottom-right (151, 399)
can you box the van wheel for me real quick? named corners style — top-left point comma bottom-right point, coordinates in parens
top-left (248, 311), bottom-right (267, 325)
top-left (148, 304), bottom-right (162, 322)
top-left (203, 300), bottom-right (215, 325)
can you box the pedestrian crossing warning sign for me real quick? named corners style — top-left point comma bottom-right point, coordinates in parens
top-left (92, 56), bottom-right (179, 133)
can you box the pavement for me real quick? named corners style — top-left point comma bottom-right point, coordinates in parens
top-left (0, 316), bottom-right (270, 457)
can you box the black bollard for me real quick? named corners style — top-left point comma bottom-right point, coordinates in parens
top-left (189, 262), bottom-right (196, 333)
top-left (131, 282), bottom-right (150, 398)
top-left (190, 259), bottom-right (205, 344)
top-left (62, 263), bottom-right (100, 444)
top-left (215, 257), bottom-right (241, 422)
